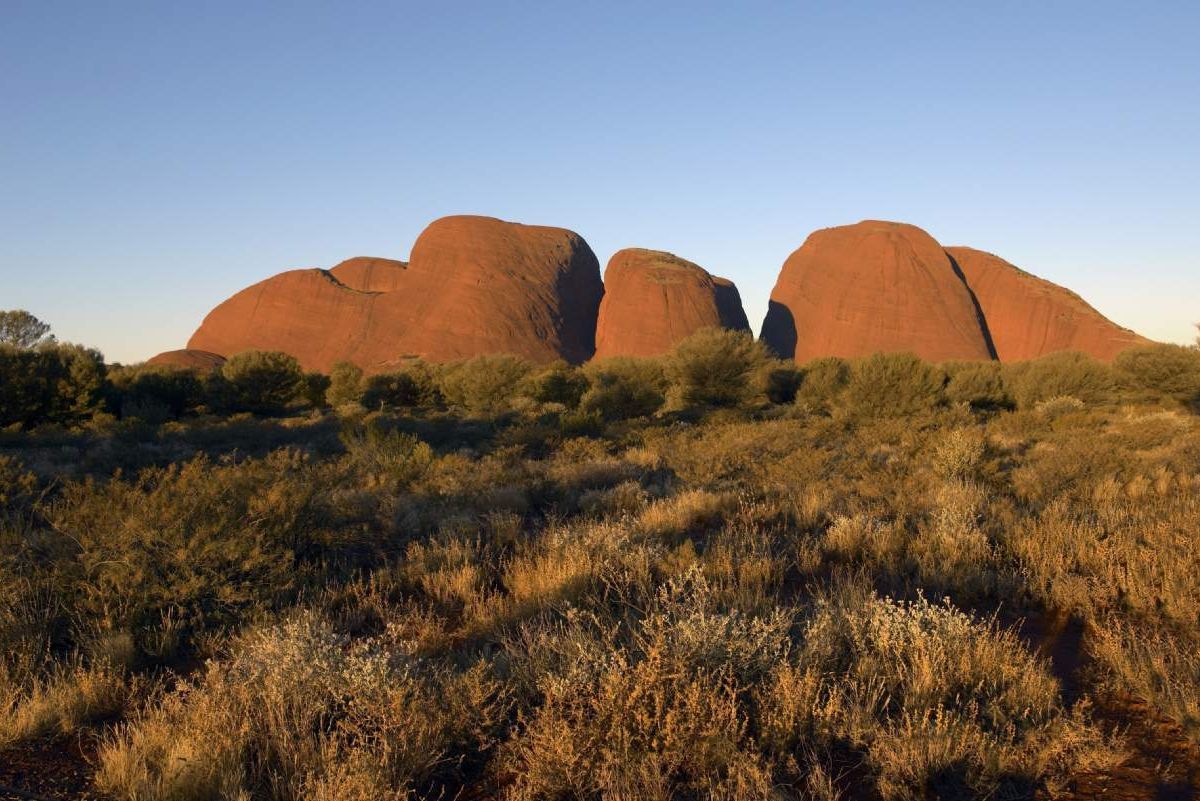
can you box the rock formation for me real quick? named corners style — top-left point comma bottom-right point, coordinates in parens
top-left (328, 256), bottom-right (408, 292)
top-left (187, 269), bottom-right (389, 372)
top-left (167, 214), bottom-right (1152, 373)
top-left (712, 277), bottom-right (751, 333)
top-left (593, 249), bottom-right (751, 358)
top-left (946, 246), bottom-right (1149, 362)
top-left (145, 349), bottom-right (226, 370)
top-left (760, 221), bottom-right (994, 363)
top-left (186, 215), bottom-right (604, 372)
top-left (389, 215), bottom-right (603, 365)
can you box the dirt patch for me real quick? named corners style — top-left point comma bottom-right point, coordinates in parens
top-left (0, 733), bottom-right (107, 801)
top-left (1020, 609), bottom-right (1200, 801)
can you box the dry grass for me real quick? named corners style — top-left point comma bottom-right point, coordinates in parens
top-left (1, 660), bottom-right (131, 748)
top-left (4, 346), bottom-right (1200, 798)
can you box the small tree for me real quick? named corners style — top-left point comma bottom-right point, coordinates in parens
top-left (0, 342), bottom-right (106, 427)
top-left (794, 356), bottom-right (851, 412)
top-left (0, 310), bottom-right (53, 349)
top-left (665, 328), bottom-right (769, 408)
top-left (301, 372), bottom-right (331, 409)
top-left (109, 364), bottom-right (204, 420)
top-left (1003, 351), bottom-right (1115, 409)
top-left (845, 352), bottom-right (946, 417)
top-left (219, 350), bottom-right (303, 414)
top-left (327, 361), bottom-right (365, 407)
top-left (580, 357), bottom-right (667, 420)
top-left (1113, 344), bottom-right (1200, 402)
top-left (944, 361), bottom-right (1012, 410)
top-left (438, 354), bottom-right (532, 415)
top-left (362, 366), bottom-right (439, 410)
top-left (523, 361), bottom-right (588, 408)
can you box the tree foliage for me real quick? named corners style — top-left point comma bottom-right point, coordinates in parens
top-left (0, 343), bottom-right (106, 427)
top-left (1114, 344), bottom-right (1200, 402)
top-left (0, 310), bottom-right (53, 349)
top-left (665, 328), bottom-right (769, 408)
top-left (580, 357), bottom-right (666, 420)
top-left (1003, 351), bottom-right (1116, 409)
top-left (218, 350), bottom-right (304, 414)
top-left (437, 354), bottom-right (531, 415)
top-left (845, 352), bottom-right (947, 417)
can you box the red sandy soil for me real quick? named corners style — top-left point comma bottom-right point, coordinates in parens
top-left (0, 732), bottom-right (108, 801)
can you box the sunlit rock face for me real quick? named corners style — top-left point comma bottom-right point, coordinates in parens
top-left (594, 248), bottom-right (751, 358)
top-left (187, 215), bottom-right (604, 372)
top-left (946, 246), bottom-right (1149, 362)
top-left (761, 220), bottom-right (993, 363)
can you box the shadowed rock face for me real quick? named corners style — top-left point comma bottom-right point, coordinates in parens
top-left (593, 249), bottom-right (751, 358)
top-left (712, 277), bottom-right (751, 332)
top-left (761, 221), bottom-right (994, 363)
top-left (946, 246), bottom-right (1150, 362)
top-left (187, 215), bottom-right (604, 372)
top-left (145, 349), bottom-right (226, 370)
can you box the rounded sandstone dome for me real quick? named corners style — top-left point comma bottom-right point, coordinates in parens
top-left (393, 215), bottom-right (604, 365)
top-left (145, 349), bottom-right (227, 371)
top-left (188, 268), bottom-right (390, 373)
top-left (328, 256), bottom-right (408, 293)
top-left (594, 249), bottom-right (750, 358)
top-left (760, 220), bottom-right (993, 363)
top-left (186, 215), bottom-right (604, 372)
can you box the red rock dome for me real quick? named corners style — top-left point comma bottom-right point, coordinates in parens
top-left (386, 215), bottom-right (602, 365)
top-left (328, 256), bottom-right (408, 292)
top-left (594, 249), bottom-right (751, 358)
top-left (760, 221), bottom-right (993, 363)
top-left (186, 215), bottom-right (603, 372)
top-left (145, 349), bottom-right (227, 371)
top-left (187, 269), bottom-right (390, 372)
top-left (946, 246), bottom-right (1149, 362)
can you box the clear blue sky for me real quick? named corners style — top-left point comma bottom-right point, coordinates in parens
top-left (2, 1), bottom-right (1197, 362)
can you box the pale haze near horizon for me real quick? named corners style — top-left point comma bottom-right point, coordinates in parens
top-left (1, 2), bottom-right (1197, 364)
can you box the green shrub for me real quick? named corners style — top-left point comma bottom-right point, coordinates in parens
top-left (523, 361), bottom-right (588, 408)
top-left (762, 361), bottom-right (801, 404)
top-left (1004, 352), bottom-right (1116, 409)
top-left (0, 343), bottom-right (107, 427)
top-left (0, 455), bottom-right (37, 510)
top-left (1113, 344), bottom-right (1200, 402)
top-left (218, 351), bottom-right (303, 415)
top-left (844, 352), bottom-right (945, 417)
top-left (944, 361), bottom-right (1012, 409)
top-left (438, 355), bottom-right (532, 415)
top-left (301, 372), bottom-right (331, 409)
top-left (362, 364), bottom-right (440, 410)
top-left (794, 356), bottom-right (851, 412)
top-left (327, 362), bottom-right (365, 407)
top-left (109, 365), bottom-right (204, 421)
top-left (665, 328), bottom-right (770, 408)
top-left (580, 357), bottom-right (666, 420)
top-left (339, 420), bottom-right (434, 486)
top-left (37, 450), bottom-right (333, 650)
